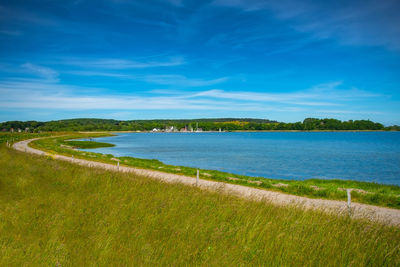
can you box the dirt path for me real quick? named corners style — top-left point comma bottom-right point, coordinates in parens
top-left (13, 138), bottom-right (400, 226)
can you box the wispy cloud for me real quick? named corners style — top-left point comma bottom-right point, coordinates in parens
top-left (64, 71), bottom-right (228, 87)
top-left (0, 82), bottom-right (245, 111)
top-left (0, 78), bottom-right (383, 115)
top-left (0, 92), bottom-right (308, 112)
top-left (61, 56), bottom-right (185, 69)
top-left (213, 0), bottom-right (400, 50)
top-left (21, 63), bottom-right (59, 81)
top-left (65, 70), bottom-right (131, 78)
top-left (317, 109), bottom-right (383, 115)
top-left (188, 82), bottom-right (382, 106)
top-left (144, 75), bottom-right (228, 87)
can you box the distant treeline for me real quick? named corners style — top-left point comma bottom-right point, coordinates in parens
top-left (1, 118), bottom-right (399, 132)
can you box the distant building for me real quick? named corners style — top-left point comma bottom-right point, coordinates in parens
top-left (17, 128), bottom-right (22, 133)
top-left (10, 128), bottom-right (14, 133)
top-left (196, 128), bottom-right (203, 132)
top-left (152, 128), bottom-right (159, 132)
top-left (165, 126), bottom-right (175, 132)
top-left (25, 127), bottom-right (30, 133)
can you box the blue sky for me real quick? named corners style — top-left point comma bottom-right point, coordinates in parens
top-left (0, 0), bottom-right (399, 124)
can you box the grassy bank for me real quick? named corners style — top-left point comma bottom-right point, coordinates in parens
top-left (1, 145), bottom-right (400, 265)
top-left (30, 133), bottom-right (400, 209)
top-left (0, 132), bottom-right (57, 144)
top-left (64, 140), bottom-right (115, 149)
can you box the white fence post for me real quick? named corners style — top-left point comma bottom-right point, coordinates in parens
top-left (347, 189), bottom-right (352, 216)
top-left (196, 169), bottom-right (199, 186)
top-left (117, 161), bottom-right (120, 170)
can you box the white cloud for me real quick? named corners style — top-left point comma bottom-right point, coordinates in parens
top-left (144, 75), bottom-right (228, 87)
top-left (65, 71), bottom-right (228, 87)
top-left (317, 109), bottom-right (383, 115)
top-left (0, 78), bottom-right (384, 115)
top-left (65, 70), bottom-right (131, 78)
top-left (61, 56), bottom-right (185, 69)
top-left (188, 82), bottom-right (382, 105)
top-left (21, 63), bottom-right (59, 81)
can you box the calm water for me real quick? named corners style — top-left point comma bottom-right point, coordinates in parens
top-left (81, 132), bottom-right (400, 185)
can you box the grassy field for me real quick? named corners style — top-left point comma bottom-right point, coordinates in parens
top-left (1, 145), bottom-right (400, 266)
top-left (29, 133), bottom-right (400, 209)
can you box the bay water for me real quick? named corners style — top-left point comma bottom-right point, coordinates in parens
top-left (80, 132), bottom-right (400, 185)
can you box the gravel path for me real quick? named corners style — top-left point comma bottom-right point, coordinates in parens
top-left (13, 138), bottom-right (400, 226)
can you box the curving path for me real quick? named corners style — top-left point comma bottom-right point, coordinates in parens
top-left (13, 138), bottom-right (400, 226)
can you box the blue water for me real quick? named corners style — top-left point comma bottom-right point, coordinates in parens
top-left (81, 132), bottom-right (400, 185)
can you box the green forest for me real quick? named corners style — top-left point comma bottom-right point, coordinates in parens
top-left (1, 118), bottom-right (398, 132)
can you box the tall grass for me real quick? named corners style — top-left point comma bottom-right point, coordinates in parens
top-left (1, 146), bottom-right (399, 266)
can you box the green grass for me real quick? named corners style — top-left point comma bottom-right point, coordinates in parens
top-left (0, 132), bottom-right (57, 144)
top-left (1, 146), bottom-right (400, 266)
top-left (64, 140), bottom-right (115, 149)
top-left (30, 133), bottom-right (400, 209)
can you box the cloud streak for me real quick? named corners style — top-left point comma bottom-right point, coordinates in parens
top-left (61, 56), bottom-right (185, 69)
top-left (0, 78), bottom-right (383, 114)
top-left (64, 71), bottom-right (228, 87)
top-left (188, 82), bottom-right (382, 105)
top-left (144, 75), bottom-right (228, 87)
top-left (213, 0), bottom-right (400, 50)
top-left (21, 63), bottom-right (59, 81)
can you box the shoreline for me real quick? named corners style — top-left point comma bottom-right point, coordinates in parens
top-left (12, 137), bottom-right (400, 226)
top-left (108, 130), bottom-right (397, 133)
top-left (27, 133), bottom-right (400, 211)
top-left (91, 132), bottom-right (400, 186)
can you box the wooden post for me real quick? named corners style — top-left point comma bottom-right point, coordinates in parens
top-left (117, 161), bottom-right (120, 170)
top-left (196, 169), bottom-right (199, 186)
top-left (347, 189), bottom-right (351, 216)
